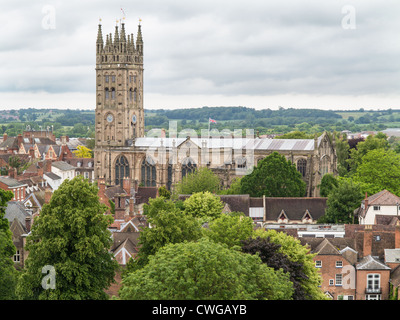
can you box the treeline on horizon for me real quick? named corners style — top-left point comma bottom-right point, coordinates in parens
top-left (0, 106), bottom-right (398, 138)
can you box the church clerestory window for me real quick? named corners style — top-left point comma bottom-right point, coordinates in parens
top-left (115, 155), bottom-right (129, 187)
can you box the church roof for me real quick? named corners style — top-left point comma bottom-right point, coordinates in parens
top-left (134, 136), bottom-right (319, 151)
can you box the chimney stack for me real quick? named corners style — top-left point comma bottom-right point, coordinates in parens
top-left (363, 225), bottom-right (373, 257)
top-left (45, 160), bottom-right (52, 173)
top-left (123, 177), bottom-right (131, 196)
top-left (3, 133), bottom-right (7, 142)
top-left (17, 134), bottom-right (23, 147)
top-left (8, 167), bottom-right (17, 179)
top-left (25, 216), bottom-right (31, 233)
top-left (395, 223), bottom-right (400, 249)
top-left (29, 147), bottom-right (35, 159)
top-left (44, 188), bottom-right (52, 204)
top-left (114, 194), bottom-right (126, 220)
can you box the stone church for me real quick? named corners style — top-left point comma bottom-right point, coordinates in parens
top-left (94, 21), bottom-right (337, 197)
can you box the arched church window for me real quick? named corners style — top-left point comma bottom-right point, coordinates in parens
top-left (115, 155), bottom-right (129, 187)
top-left (105, 88), bottom-right (109, 100)
top-left (133, 88), bottom-right (137, 102)
top-left (111, 88), bottom-right (115, 100)
top-left (236, 157), bottom-right (247, 169)
top-left (181, 157), bottom-right (196, 178)
top-left (129, 88), bottom-right (133, 101)
top-left (141, 156), bottom-right (156, 187)
top-left (321, 155), bottom-right (329, 177)
top-left (167, 163), bottom-right (173, 190)
top-left (297, 159), bottom-right (307, 177)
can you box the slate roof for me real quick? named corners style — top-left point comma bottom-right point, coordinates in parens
top-left (51, 161), bottom-right (76, 171)
top-left (0, 176), bottom-right (28, 188)
top-left (356, 255), bottom-right (391, 270)
top-left (4, 201), bottom-right (31, 226)
top-left (265, 197), bottom-right (327, 221)
top-left (44, 172), bottom-right (62, 180)
top-left (134, 133), bottom-right (327, 152)
top-left (384, 249), bottom-right (400, 263)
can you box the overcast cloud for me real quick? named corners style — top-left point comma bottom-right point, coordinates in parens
top-left (0, 0), bottom-right (399, 110)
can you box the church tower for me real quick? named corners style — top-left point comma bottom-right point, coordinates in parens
top-left (94, 20), bottom-right (144, 184)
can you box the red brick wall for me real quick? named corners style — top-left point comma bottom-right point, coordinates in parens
top-left (356, 270), bottom-right (391, 300)
top-left (314, 255), bottom-right (356, 300)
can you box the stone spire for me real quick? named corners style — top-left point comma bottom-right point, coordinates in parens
top-left (114, 23), bottom-right (120, 49)
top-left (136, 22), bottom-right (143, 55)
top-left (96, 23), bottom-right (103, 54)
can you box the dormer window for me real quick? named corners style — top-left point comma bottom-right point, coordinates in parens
top-left (373, 206), bottom-right (380, 211)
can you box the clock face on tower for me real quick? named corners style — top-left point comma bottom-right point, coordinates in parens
top-left (106, 114), bottom-right (114, 123)
top-left (132, 114), bottom-right (137, 124)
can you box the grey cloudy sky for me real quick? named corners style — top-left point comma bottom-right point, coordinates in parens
top-left (0, 0), bottom-right (399, 110)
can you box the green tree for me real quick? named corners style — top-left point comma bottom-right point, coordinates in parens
top-left (318, 178), bottom-right (364, 224)
top-left (203, 212), bottom-right (255, 248)
top-left (183, 192), bottom-right (224, 222)
top-left (252, 228), bottom-right (327, 300)
top-left (240, 152), bottom-right (306, 197)
top-left (353, 148), bottom-right (400, 196)
top-left (218, 177), bottom-right (242, 195)
top-left (275, 131), bottom-right (314, 139)
top-left (119, 238), bottom-right (294, 300)
top-left (335, 133), bottom-right (351, 176)
top-left (127, 197), bottom-right (202, 271)
top-left (174, 167), bottom-right (220, 195)
top-left (16, 176), bottom-right (118, 300)
top-left (242, 236), bottom-right (310, 300)
top-left (0, 189), bottom-right (18, 300)
top-left (158, 186), bottom-right (171, 199)
top-left (347, 134), bottom-right (389, 174)
top-left (319, 173), bottom-right (339, 197)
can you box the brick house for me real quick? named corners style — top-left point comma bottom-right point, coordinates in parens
top-left (297, 224), bottom-right (400, 300)
top-left (0, 176), bottom-right (27, 201)
top-left (312, 238), bottom-right (356, 300)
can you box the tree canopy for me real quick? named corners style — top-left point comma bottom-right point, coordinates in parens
top-left (0, 189), bottom-right (18, 300)
top-left (16, 176), bottom-right (118, 300)
top-left (240, 152), bottom-right (306, 197)
top-left (174, 167), bottom-right (221, 195)
top-left (318, 178), bottom-right (364, 224)
top-left (353, 148), bottom-right (400, 196)
top-left (119, 238), bottom-right (294, 300)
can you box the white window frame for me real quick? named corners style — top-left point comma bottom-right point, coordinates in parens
top-left (336, 261), bottom-right (343, 268)
top-left (335, 274), bottom-right (343, 286)
top-left (315, 260), bottom-right (322, 268)
top-left (367, 274), bottom-right (380, 293)
top-left (329, 279), bottom-right (334, 286)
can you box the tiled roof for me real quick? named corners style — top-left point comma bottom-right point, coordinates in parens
top-left (313, 238), bottom-right (341, 255)
top-left (366, 190), bottom-right (400, 206)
